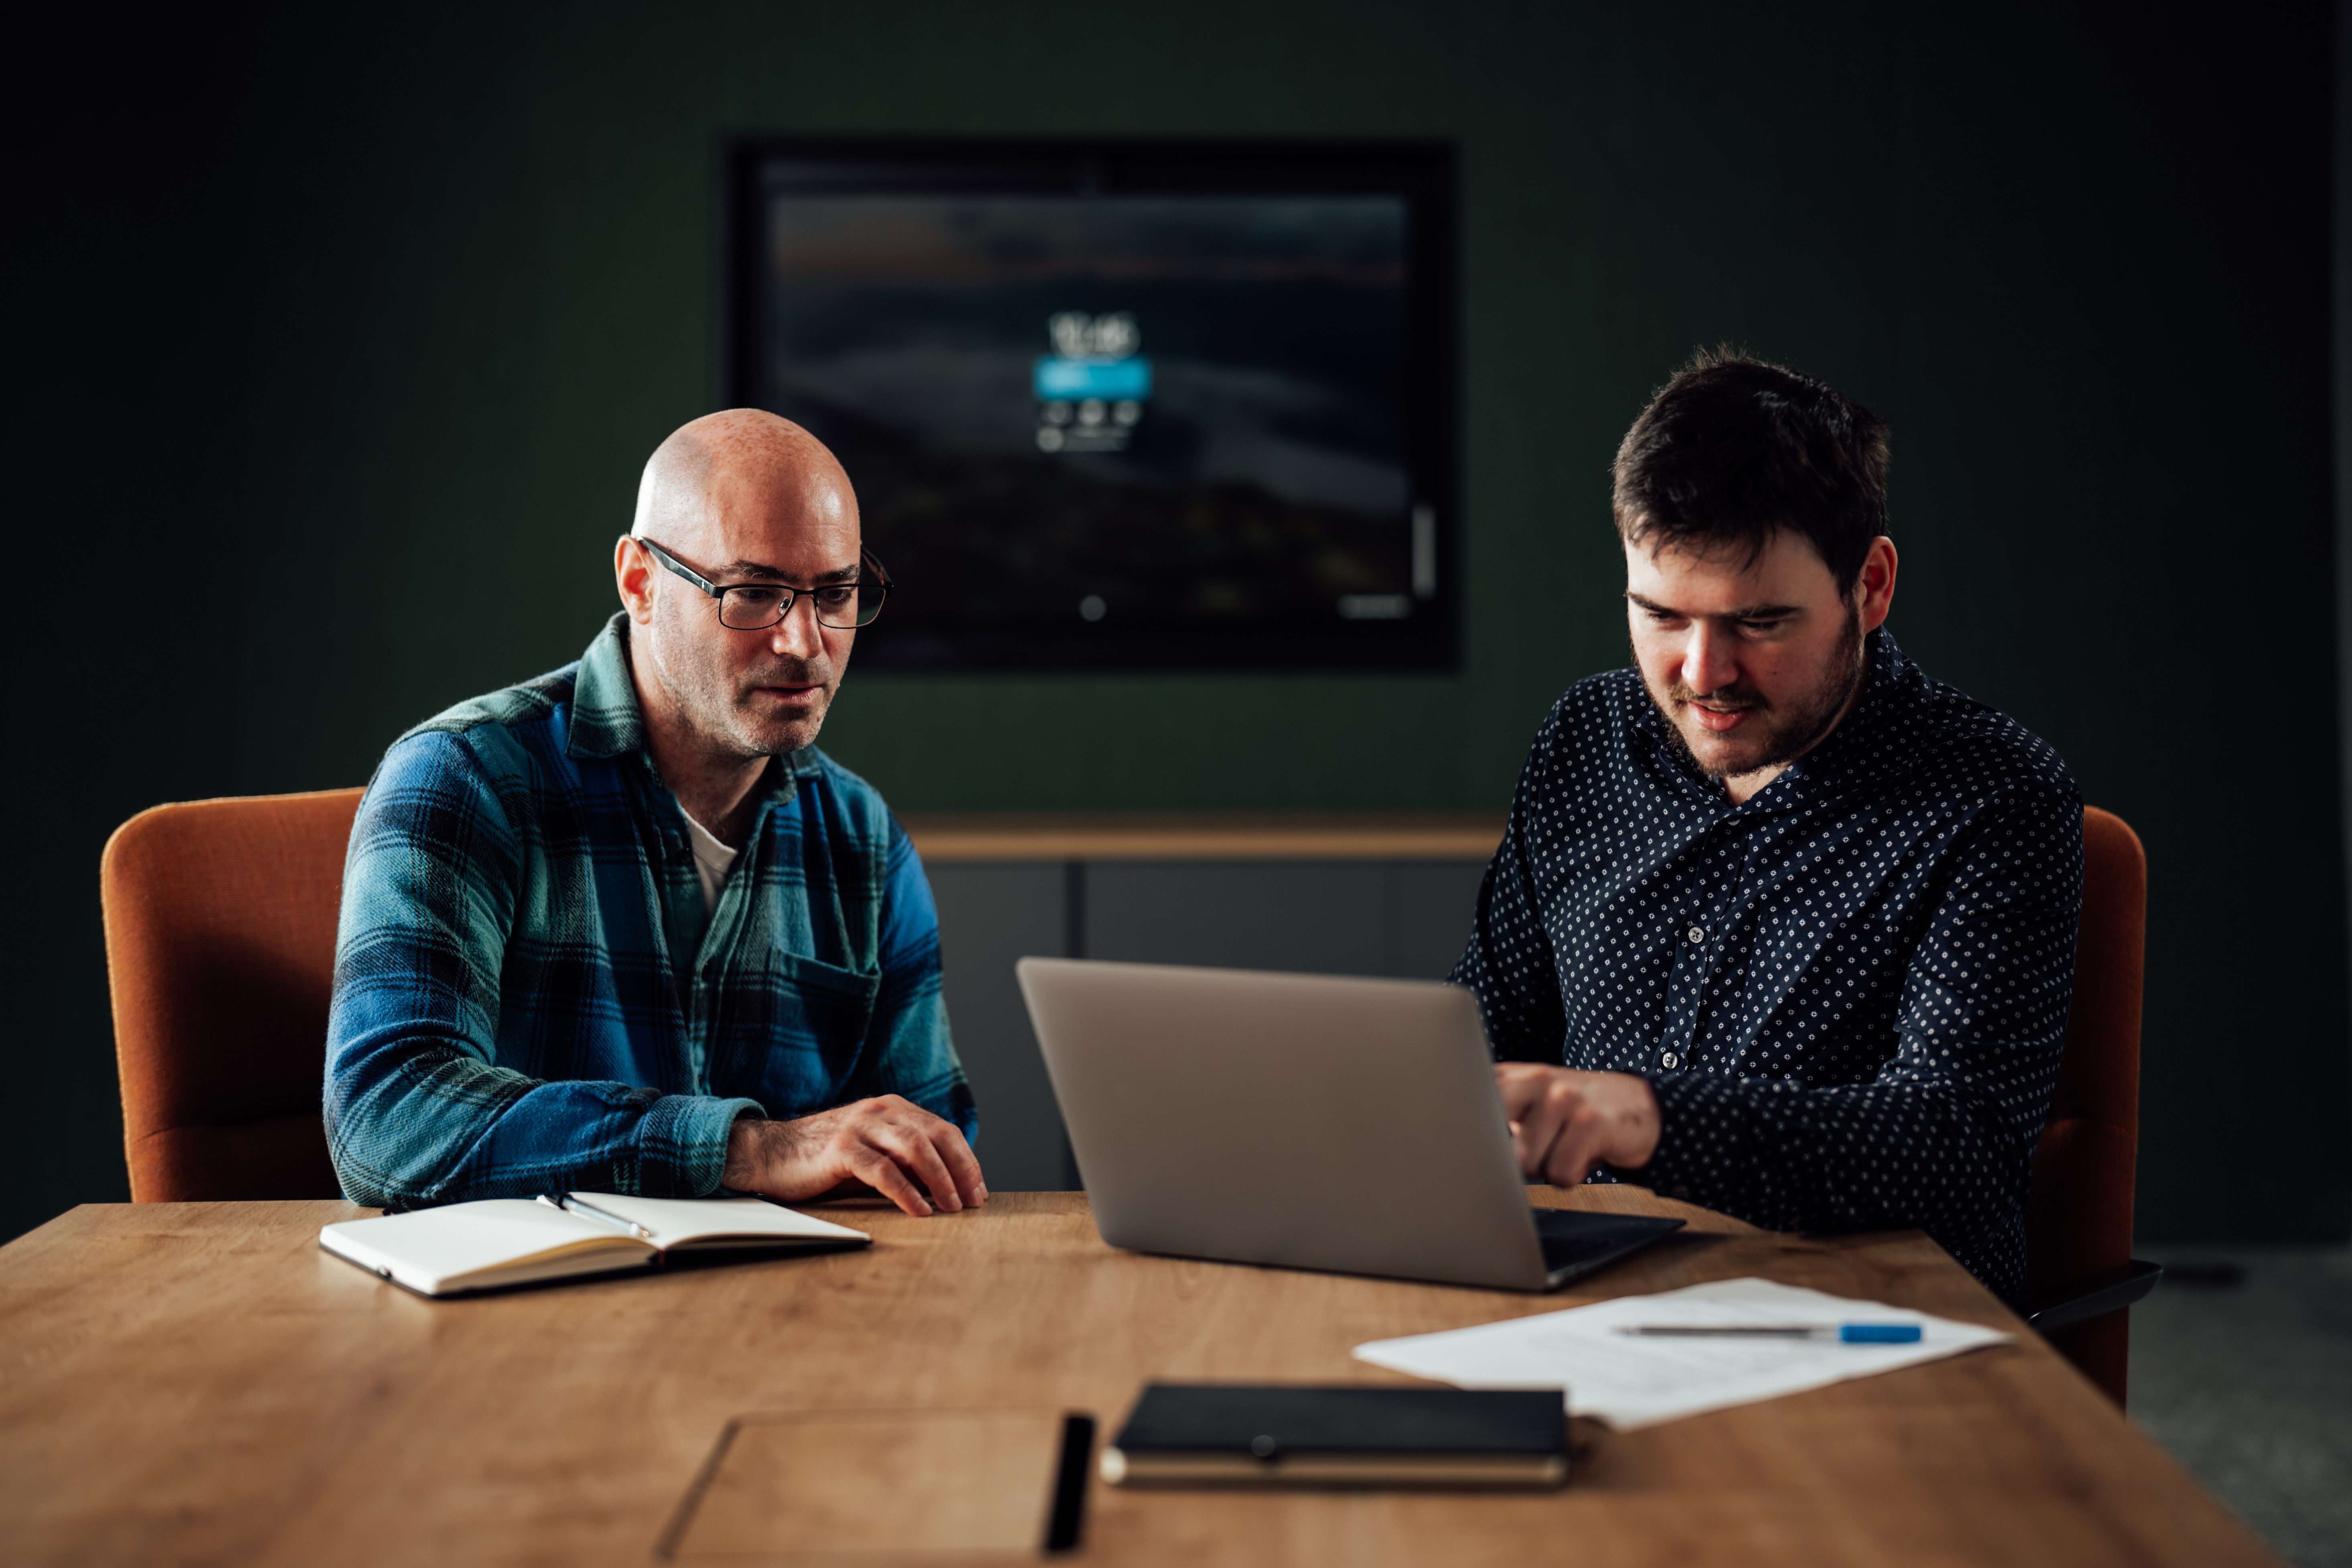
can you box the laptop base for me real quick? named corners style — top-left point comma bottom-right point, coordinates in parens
top-left (1533, 1209), bottom-right (1687, 1289)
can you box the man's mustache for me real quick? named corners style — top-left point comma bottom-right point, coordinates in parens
top-left (738, 661), bottom-right (831, 688)
top-left (1667, 683), bottom-right (1767, 712)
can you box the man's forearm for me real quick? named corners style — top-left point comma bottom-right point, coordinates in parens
top-left (1636, 1070), bottom-right (2036, 1294)
top-left (326, 1032), bottom-right (760, 1207)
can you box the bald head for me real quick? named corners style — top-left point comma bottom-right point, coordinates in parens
top-left (616, 410), bottom-right (866, 777)
top-left (631, 409), bottom-right (858, 552)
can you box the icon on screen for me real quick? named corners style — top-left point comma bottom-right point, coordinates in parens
top-left (1036, 313), bottom-right (1150, 454)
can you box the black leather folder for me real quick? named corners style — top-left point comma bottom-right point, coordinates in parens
top-left (1102, 1384), bottom-right (1568, 1489)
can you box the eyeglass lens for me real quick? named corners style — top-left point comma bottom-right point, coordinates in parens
top-left (716, 582), bottom-right (886, 630)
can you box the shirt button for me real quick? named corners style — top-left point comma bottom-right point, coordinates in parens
top-left (1661, 1051), bottom-right (1680, 1068)
top-left (1686, 925), bottom-right (1706, 944)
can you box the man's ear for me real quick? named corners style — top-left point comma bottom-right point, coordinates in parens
top-left (1854, 536), bottom-right (1899, 633)
top-left (615, 534), bottom-right (658, 625)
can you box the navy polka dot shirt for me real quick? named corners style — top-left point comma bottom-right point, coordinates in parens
top-left (1451, 628), bottom-right (2082, 1302)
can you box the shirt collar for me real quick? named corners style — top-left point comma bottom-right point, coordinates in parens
top-left (1764, 626), bottom-right (1929, 805)
top-left (567, 614), bottom-right (646, 760)
top-left (564, 613), bottom-right (827, 793)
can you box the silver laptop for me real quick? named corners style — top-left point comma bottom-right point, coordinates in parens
top-left (1015, 958), bottom-right (1683, 1291)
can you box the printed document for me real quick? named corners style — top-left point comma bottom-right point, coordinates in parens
top-left (1353, 1276), bottom-right (2012, 1430)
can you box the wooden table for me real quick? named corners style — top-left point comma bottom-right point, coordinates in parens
top-left (0, 1188), bottom-right (2279, 1567)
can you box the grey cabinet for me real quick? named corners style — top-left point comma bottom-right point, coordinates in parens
top-left (926, 844), bottom-right (1492, 1192)
top-left (924, 862), bottom-right (1075, 1193)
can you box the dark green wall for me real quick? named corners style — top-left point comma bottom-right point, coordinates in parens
top-left (11, 2), bottom-right (2344, 1244)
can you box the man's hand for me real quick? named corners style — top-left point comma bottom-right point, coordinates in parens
top-left (722, 1096), bottom-right (987, 1217)
top-left (1495, 1064), bottom-right (1662, 1187)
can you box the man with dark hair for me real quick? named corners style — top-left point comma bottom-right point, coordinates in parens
top-left (1452, 351), bottom-right (2080, 1300)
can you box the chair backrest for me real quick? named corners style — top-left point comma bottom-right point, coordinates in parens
top-left (102, 788), bottom-right (366, 1202)
top-left (2025, 805), bottom-right (2148, 1407)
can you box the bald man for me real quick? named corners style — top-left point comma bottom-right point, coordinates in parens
top-left (325, 411), bottom-right (987, 1218)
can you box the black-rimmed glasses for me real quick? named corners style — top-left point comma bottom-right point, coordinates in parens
top-left (636, 535), bottom-right (891, 630)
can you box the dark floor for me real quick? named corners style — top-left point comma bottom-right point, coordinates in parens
top-left (2127, 1246), bottom-right (2352, 1568)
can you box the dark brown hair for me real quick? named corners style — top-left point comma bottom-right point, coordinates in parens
top-left (1611, 348), bottom-right (1890, 594)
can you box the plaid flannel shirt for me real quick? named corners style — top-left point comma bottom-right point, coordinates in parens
top-left (325, 613), bottom-right (974, 1209)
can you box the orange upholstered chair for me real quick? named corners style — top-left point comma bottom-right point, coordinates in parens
top-left (101, 788), bottom-right (366, 1202)
top-left (2022, 806), bottom-right (2162, 1407)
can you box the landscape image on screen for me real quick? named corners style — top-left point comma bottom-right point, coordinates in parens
top-left (750, 193), bottom-right (1429, 669)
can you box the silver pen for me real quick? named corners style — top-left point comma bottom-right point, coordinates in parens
top-left (554, 1194), bottom-right (655, 1240)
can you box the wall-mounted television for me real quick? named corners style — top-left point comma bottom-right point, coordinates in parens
top-left (724, 138), bottom-right (1458, 671)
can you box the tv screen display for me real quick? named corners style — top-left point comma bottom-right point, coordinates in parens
top-left (726, 140), bottom-right (1457, 670)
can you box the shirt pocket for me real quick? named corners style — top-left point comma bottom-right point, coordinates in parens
top-left (722, 950), bottom-right (883, 1114)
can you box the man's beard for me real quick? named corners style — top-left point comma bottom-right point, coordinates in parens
top-left (1645, 606), bottom-right (1866, 783)
top-left (653, 603), bottom-right (839, 760)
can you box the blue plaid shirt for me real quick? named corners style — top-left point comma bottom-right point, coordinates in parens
top-left (325, 614), bottom-right (974, 1209)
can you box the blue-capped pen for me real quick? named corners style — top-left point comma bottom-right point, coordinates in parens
top-left (1615, 1323), bottom-right (1925, 1344)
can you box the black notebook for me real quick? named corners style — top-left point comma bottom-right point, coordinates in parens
top-left (1102, 1384), bottom-right (1568, 1489)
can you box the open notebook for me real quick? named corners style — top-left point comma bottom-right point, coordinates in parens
top-left (319, 1194), bottom-right (870, 1297)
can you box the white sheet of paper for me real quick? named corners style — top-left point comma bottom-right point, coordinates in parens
top-left (1353, 1276), bottom-right (2014, 1430)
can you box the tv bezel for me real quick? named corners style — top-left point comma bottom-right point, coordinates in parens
top-left (721, 136), bottom-right (1460, 673)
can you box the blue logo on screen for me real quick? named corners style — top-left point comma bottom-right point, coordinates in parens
top-left (1033, 356), bottom-right (1154, 401)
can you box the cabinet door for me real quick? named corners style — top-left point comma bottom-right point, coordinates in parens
top-left (1385, 860), bottom-right (1490, 980)
top-left (1084, 859), bottom-right (1488, 981)
top-left (1084, 861), bottom-right (1390, 975)
top-left (927, 863), bottom-right (1075, 1191)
